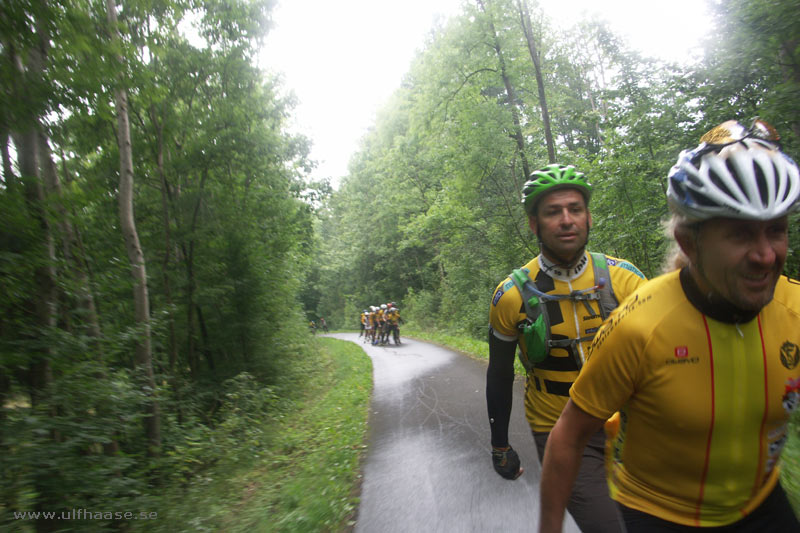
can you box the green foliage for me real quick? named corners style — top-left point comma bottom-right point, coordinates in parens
top-left (402, 287), bottom-right (441, 328)
top-left (1, 0), bottom-right (318, 527)
top-left (1, 364), bottom-right (149, 531)
top-left (137, 337), bottom-right (371, 532)
top-left (783, 411), bottom-right (800, 518)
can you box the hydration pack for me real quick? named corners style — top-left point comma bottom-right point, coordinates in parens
top-left (508, 252), bottom-right (617, 372)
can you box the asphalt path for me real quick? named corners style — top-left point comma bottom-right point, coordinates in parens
top-left (328, 333), bottom-right (580, 533)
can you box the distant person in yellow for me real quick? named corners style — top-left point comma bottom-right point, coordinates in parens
top-left (487, 164), bottom-right (646, 532)
top-left (359, 309), bottom-right (367, 338)
top-left (539, 119), bottom-right (800, 532)
top-left (382, 302), bottom-right (403, 345)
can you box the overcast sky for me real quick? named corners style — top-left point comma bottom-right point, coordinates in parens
top-left (258, 0), bottom-right (710, 187)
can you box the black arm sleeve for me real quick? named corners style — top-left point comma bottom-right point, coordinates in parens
top-left (486, 328), bottom-right (518, 448)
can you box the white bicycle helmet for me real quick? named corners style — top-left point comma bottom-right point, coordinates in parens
top-left (667, 119), bottom-right (800, 221)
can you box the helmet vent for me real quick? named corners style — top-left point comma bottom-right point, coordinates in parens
top-left (689, 190), bottom-right (715, 207)
top-left (709, 166), bottom-right (735, 200)
top-left (752, 162), bottom-right (770, 208)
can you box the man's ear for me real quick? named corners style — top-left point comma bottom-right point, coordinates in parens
top-left (528, 215), bottom-right (538, 237)
top-left (587, 209), bottom-right (593, 230)
top-left (674, 225), bottom-right (698, 264)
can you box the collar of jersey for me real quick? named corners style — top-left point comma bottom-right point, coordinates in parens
top-left (537, 252), bottom-right (589, 281)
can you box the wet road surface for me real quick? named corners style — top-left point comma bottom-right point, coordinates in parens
top-left (329, 333), bottom-right (580, 533)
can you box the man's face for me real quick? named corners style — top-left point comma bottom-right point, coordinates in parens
top-left (529, 188), bottom-right (592, 264)
top-left (684, 217), bottom-right (789, 311)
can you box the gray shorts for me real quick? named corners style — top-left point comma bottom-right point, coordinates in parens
top-left (533, 429), bottom-right (621, 533)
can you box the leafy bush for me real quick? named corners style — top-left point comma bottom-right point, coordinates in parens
top-left (402, 287), bottom-right (440, 328)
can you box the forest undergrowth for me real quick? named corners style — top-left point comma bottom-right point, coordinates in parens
top-left (139, 337), bottom-right (372, 533)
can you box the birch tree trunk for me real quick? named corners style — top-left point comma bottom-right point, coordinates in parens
top-left (105, 0), bottom-right (161, 457)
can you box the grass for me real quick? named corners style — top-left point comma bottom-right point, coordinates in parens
top-left (142, 337), bottom-right (372, 532)
top-left (402, 325), bottom-right (527, 375)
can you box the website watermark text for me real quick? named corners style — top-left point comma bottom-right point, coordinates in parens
top-left (14, 509), bottom-right (157, 521)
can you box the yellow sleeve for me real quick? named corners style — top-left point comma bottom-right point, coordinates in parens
top-left (605, 256), bottom-right (648, 301)
top-left (489, 278), bottom-right (523, 341)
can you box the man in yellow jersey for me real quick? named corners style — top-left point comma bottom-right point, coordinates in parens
top-left (487, 164), bottom-right (647, 532)
top-left (539, 119), bottom-right (800, 532)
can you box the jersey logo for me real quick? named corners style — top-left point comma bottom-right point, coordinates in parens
top-left (616, 261), bottom-right (645, 279)
top-left (605, 257), bottom-right (645, 279)
top-left (492, 288), bottom-right (504, 306)
top-left (666, 344), bottom-right (699, 366)
top-left (783, 377), bottom-right (800, 414)
top-left (780, 341), bottom-right (800, 370)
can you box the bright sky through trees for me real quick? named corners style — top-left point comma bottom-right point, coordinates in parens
top-left (260, 0), bottom-right (710, 187)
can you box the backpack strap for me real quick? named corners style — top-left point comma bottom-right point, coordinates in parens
top-left (508, 268), bottom-right (551, 372)
top-left (507, 254), bottom-right (620, 371)
top-left (510, 269), bottom-right (542, 320)
top-left (589, 252), bottom-right (618, 320)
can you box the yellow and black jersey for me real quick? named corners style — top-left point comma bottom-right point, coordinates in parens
top-left (571, 270), bottom-right (800, 527)
top-left (489, 251), bottom-right (647, 431)
top-left (385, 309), bottom-right (400, 325)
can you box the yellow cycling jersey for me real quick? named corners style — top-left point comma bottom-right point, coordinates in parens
top-left (385, 309), bottom-right (400, 325)
top-left (571, 270), bottom-right (800, 527)
top-left (489, 251), bottom-right (646, 431)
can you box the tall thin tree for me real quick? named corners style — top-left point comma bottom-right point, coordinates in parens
top-left (105, 0), bottom-right (161, 457)
top-left (476, 0), bottom-right (531, 179)
top-left (517, 0), bottom-right (556, 163)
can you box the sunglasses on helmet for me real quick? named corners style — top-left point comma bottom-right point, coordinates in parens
top-left (690, 118), bottom-right (781, 163)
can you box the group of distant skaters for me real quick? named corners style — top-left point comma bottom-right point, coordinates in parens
top-left (485, 117), bottom-right (800, 532)
top-left (308, 317), bottom-right (328, 334)
top-left (359, 303), bottom-right (404, 345)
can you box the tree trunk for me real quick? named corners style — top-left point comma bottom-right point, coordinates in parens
top-left (150, 106), bottom-right (179, 374)
top-left (516, 0), bottom-right (556, 163)
top-left (195, 304), bottom-right (216, 370)
top-left (2, 126), bottom-right (18, 188)
top-left (9, 26), bottom-right (56, 410)
top-left (10, 29), bottom-right (60, 531)
top-left (39, 133), bottom-right (104, 347)
top-left (777, 39), bottom-right (800, 139)
top-left (476, 0), bottom-right (531, 179)
top-left (106, 0), bottom-right (161, 457)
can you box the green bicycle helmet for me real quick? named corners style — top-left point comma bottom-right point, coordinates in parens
top-left (522, 164), bottom-right (592, 215)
